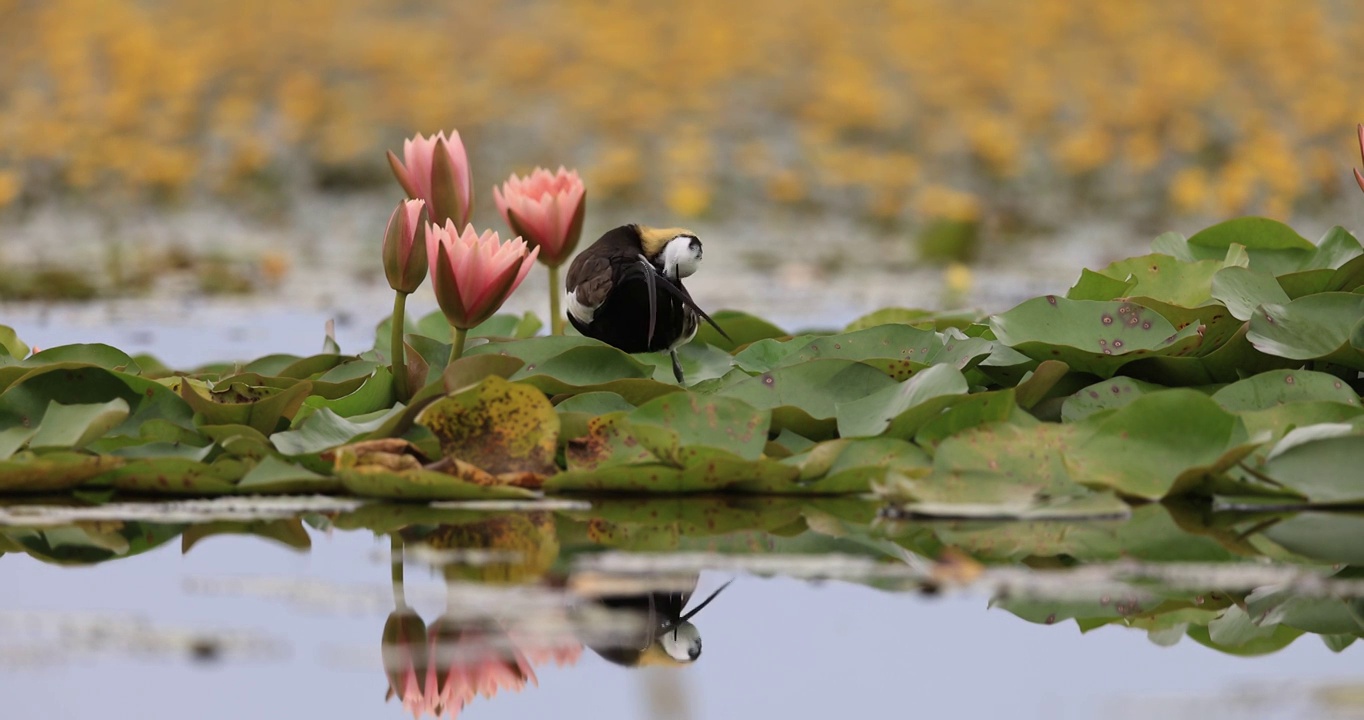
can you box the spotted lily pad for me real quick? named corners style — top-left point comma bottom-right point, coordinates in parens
top-left (0, 451), bottom-right (125, 492)
top-left (1212, 370), bottom-right (1361, 411)
top-left (178, 379), bottom-right (314, 436)
top-left (718, 359), bottom-right (896, 439)
top-left (416, 375), bottom-right (559, 481)
top-left (990, 297), bottom-right (1205, 377)
top-left (94, 456), bottom-right (247, 495)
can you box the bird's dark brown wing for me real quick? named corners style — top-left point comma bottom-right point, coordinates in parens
top-left (566, 250), bottom-right (615, 310)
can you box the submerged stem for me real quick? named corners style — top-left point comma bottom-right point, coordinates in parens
top-left (448, 325), bottom-right (468, 366)
top-left (548, 264), bottom-right (564, 335)
top-left (390, 290), bottom-right (410, 401)
top-left (390, 534), bottom-right (405, 608)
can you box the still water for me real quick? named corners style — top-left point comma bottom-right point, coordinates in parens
top-left (2, 497), bottom-right (1362, 720)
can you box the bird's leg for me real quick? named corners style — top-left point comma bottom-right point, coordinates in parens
top-left (671, 350), bottom-right (685, 384)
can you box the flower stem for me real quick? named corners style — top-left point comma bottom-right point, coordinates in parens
top-left (448, 325), bottom-right (468, 366)
top-left (548, 264), bottom-right (564, 335)
top-left (390, 290), bottom-right (410, 401)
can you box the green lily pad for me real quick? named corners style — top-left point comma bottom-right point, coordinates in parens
top-left (27, 399), bottom-right (130, 450)
top-left (0, 365), bottom-right (193, 436)
top-left (1066, 268), bottom-right (1136, 301)
top-left (0, 451), bottom-right (125, 492)
top-left (766, 437), bottom-right (931, 494)
top-left (1248, 292), bottom-right (1364, 369)
top-left (1212, 370), bottom-right (1361, 411)
top-left (0, 325), bottom-right (28, 359)
top-left (990, 297), bottom-right (1205, 378)
top-left (271, 406), bottom-right (403, 456)
top-left (628, 393), bottom-right (770, 462)
top-left (416, 375), bottom-right (559, 477)
top-left (1084, 253), bottom-right (1224, 307)
top-left (844, 308), bottom-right (979, 332)
top-left (296, 367), bottom-right (396, 422)
top-left (636, 343), bottom-right (736, 385)
top-left (336, 466), bottom-right (535, 501)
top-left (95, 456), bottom-right (247, 495)
top-left (1186, 217), bottom-right (1315, 275)
top-left (235, 456), bottom-right (340, 494)
top-left (1061, 377), bottom-right (1163, 422)
top-left (22, 344), bottom-right (141, 373)
top-left (717, 360), bottom-right (896, 439)
top-left (1261, 513), bottom-right (1364, 564)
top-left (1251, 428), bottom-right (1364, 504)
top-left (1211, 266), bottom-right (1292, 321)
top-left (694, 310), bottom-right (787, 351)
top-left (1065, 390), bottom-right (1249, 500)
top-left (178, 379), bottom-right (313, 435)
top-left (835, 364), bottom-right (970, 438)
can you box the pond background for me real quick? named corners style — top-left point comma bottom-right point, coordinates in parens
top-left (4, 1), bottom-right (1364, 718)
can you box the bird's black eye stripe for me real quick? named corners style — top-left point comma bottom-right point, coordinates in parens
top-left (689, 237), bottom-right (701, 251)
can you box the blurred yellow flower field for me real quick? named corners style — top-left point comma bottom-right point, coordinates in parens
top-left (2, 0), bottom-right (1363, 227)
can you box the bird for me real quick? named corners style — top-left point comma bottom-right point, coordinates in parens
top-left (565, 224), bottom-right (728, 383)
top-left (571, 575), bottom-right (733, 667)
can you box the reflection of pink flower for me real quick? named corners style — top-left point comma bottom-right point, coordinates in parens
top-left (493, 167), bottom-right (586, 268)
top-left (382, 610), bottom-right (430, 718)
top-left (384, 617), bottom-right (582, 719)
top-left (425, 221), bottom-right (539, 329)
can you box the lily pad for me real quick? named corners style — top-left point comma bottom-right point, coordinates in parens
top-left (236, 456), bottom-right (340, 494)
top-left (1065, 390), bottom-right (1249, 500)
top-left (835, 364), bottom-right (970, 438)
top-left (1247, 292), bottom-right (1364, 369)
top-left (1212, 370), bottom-right (1361, 411)
top-left (178, 380), bottom-right (313, 436)
top-left (694, 310), bottom-right (787, 351)
top-left (990, 297), bottom-right (1205, 377)
top-left (27, 399), bottom-right (131, 450)
top-left (94, 456), bottom-right (247, 495)
top-left (416, 375), bottom-right (559, 479)
top-left (0, 451), bottom-right (125, 492)
top-left (717, 360), bottom-right (897, 439)
top-left (1186, 217), bottom-right (1315, 275)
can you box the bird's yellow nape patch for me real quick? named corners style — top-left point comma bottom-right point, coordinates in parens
top-left (637, 225), bottom-right (696, 257)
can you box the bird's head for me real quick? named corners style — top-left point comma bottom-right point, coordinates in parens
top-left (636, 225), bottom-right (703, 279)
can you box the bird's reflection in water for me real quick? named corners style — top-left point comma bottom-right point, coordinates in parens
top-left (575, 574), bottom-right (733, 668)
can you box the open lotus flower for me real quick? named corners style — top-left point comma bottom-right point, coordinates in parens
top-left (389, 131), bottom-right (473, 228)
top-left (492, 167), bottom-right (586, 268)
top-left (492, 167), bottom-right (587, 335)
top-left (426, 221), bottom-right (538, 360)
top-left (383, 199), bottom-right (430, 294)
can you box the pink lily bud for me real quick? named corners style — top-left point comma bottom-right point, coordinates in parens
top-left (492, 167), bottom-right (587, 268)
top-left (425, 220), bottom-right (539, 330)
top-left (388, 130), bottom-right (473, 228)
top-left (1355, 124), bottom-right (1364, 195)
top-left (382, 199), bottom-right (429, 294)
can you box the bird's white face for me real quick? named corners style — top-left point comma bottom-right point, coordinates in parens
top-left (661, 235), bottom-right (702, 279)
top-left (659, 622), bottom-right (702, 662)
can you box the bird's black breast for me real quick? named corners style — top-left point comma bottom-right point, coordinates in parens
top-left (570, 261), bottom-right (694, 353)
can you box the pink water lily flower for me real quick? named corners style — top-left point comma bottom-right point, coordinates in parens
top-left (389, 130), bottom-right (473, 228)
top-left (382, 199), bottom-right (430, 294)
top-left (492, 167), bottom-right (586, 268)
top-left (426, 221), bottom-right (538, 330)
